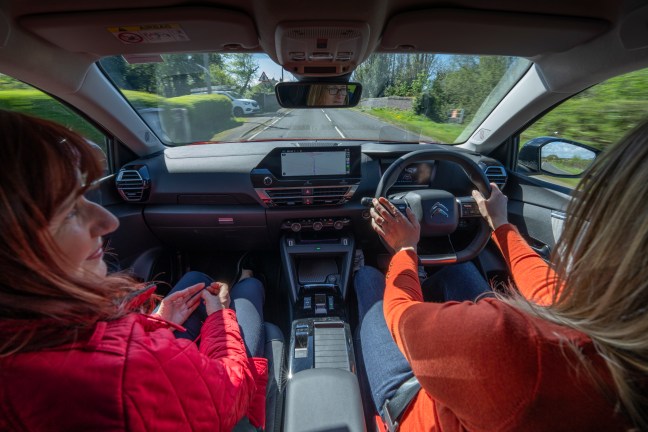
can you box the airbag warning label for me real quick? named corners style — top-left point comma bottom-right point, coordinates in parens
top-left (108, 24), bottom-right (189, 44)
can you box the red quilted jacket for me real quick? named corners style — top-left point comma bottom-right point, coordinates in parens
top-left (0, 309), bottom-right (268, 431)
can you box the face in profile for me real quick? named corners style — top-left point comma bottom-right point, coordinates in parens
top-left (49, 190), bottom-right (119, 278)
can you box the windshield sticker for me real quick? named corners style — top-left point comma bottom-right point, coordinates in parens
top-left (108, 24), bottom-right (190, 44)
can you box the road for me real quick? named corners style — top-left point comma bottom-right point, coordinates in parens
top-left (541, 161), bottom-right (577, 176)
top-left (221, 109), bottom-right (426, 142)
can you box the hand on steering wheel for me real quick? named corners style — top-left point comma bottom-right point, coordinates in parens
top-left (370, 197), bottom-right (421, 253)
top-left (472, 183), bottom-right (509, 231)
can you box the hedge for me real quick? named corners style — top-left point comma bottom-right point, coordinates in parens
top-left (0, 89), bottom-right (237, 146)
top-left (124, 90), bottom-right (235, 143)
top-left (0, 89), bottom-right (106, 146)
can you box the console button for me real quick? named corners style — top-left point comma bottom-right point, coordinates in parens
top-left (334, 220), bottom-right (344, 230)
top-left (263, 176), bottom-right (273, 186)
top-left (291, 222), bottom-right (302, 232)
top-left (313, 221), bottom-right (323, 231)
top-left (303, 296), bottom-right (312, 309)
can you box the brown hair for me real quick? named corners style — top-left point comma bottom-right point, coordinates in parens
top-left (508, 120), bottom-right (648, 429)
top-left (0, 110), bottom-right (147, 355)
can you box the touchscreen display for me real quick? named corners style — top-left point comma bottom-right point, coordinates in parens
top-left (281, 149), bottom-right (350, 176)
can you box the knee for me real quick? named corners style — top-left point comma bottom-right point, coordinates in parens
top-left (355, 266), bottom-right (385, 290)
top-left (178, 271), bottom-right (213, 287)
top-left (354, 266), bottom-right (386, 304)
top-left (231, 277), bottom-right (265, 301)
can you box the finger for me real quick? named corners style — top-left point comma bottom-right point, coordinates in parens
top-left (472, 189), bottom-right (484, 204)
top-left (376, 197), bottom-right (397, 218)
top-left (186, 300), bottom-right (201, 314)
top-left (201, 290), bottom-right (218, 301)
top-left (215, 282), bottom-right (229, 293)
top-left (165, 289), bottom-right (184, 301)
top-left (369, 207), bottom-right (381, 221)
top-left (186, 294), bottom-right (201, 309)
top-left (184, 283), bottom-right (206, 295)
top-left (373, 198), bottom-right (390, 217)
top-left (371, 218), bottom-right (387, 237)
top-left (169, 282), bottom-right (205, 300)
top-left (384, 200), bottom-right (400, 218)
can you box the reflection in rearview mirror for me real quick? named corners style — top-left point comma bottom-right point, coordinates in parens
top-left (275, 82), bottom-right (362, 108)
top-left (540, 141), bottom-right (596, 176)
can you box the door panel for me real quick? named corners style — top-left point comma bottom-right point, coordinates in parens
top-left (503, 172), bottom-right (572, 260)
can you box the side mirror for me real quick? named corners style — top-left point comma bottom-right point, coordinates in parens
top-left (275, 82), bottom-right (362, 108)
top-left (519, 137), bottom-right (600, 177)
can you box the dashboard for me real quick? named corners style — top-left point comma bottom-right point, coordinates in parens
top-left (114, 141), bottom-right (506, 250)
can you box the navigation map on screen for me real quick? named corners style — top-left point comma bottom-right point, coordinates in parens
top-left (281, 150), bottom-right (350, 176)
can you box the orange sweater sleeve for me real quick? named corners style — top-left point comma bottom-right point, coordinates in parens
top-left (383, 250), bottom-right (541, 430)
top-left (491, 223), bottom-right (561, 306)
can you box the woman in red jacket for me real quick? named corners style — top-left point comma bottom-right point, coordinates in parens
top-left (0, 110), bottom-right (268, 431)
top-left (355, 123), bottom-right (648, 430)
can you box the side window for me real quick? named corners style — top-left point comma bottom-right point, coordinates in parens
top-left (516, 68), bottom-right (648, 188)
top-left (0, 73), bottom-right (108, 154)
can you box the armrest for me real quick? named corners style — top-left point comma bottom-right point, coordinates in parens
top-left (283, 368), bottom-right (366, 432)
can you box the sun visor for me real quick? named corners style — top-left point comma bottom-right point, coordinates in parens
top-left (19, 7), bottom-right (259, 56)
top-left (380, 9), bottom-right (610, 56)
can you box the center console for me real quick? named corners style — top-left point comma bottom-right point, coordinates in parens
top-left (280, 232), bottom-right (366, 431)
top-left (257, 146), bottom-right (366, 430)
top-left (280, 231), bottom-right (356, 374)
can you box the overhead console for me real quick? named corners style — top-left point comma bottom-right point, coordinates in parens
top-left (251, 146), bottom-right (362, 208)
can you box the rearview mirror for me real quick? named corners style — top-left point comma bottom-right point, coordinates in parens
top-left (275, 82), bottom-right (362, 108)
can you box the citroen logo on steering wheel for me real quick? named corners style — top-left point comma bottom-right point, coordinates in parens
top-left (430, 202), bottom-right (449, 219)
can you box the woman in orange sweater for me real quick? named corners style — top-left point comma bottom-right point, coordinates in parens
top-left (354, 123), bottom-right (648, 430)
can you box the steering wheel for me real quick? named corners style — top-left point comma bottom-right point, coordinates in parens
top-left (375, 149), bottom-right (492, 265)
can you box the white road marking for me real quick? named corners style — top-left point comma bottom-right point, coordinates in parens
top-left (247, 111), bottom-right (290, 141)
top-left (335, 126), bottom-right (346, 139)
top-left (322, 109), bottom-right (332, 122)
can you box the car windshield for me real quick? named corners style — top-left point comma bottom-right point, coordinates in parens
top-left (98, 53), bottom-right (531, 146)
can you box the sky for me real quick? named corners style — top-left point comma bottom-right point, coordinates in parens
top-left (253, 54), bottom-right (296, 83)
top-left (542, 141), bottom-right (595, 159)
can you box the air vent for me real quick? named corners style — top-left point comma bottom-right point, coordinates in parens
top-left (266, 188), bottom-right (302, 198)
top-left (116, 165), bottom-right (151, 202)
top-left (483, 165), bottom-right (507, 189)
top-left (261, 186), bottom-right (353, 207)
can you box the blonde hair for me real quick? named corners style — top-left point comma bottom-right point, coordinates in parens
top-left (0, 111), bottom-right (152, 356)
top-left (507, 121), bottom-right (648, 429)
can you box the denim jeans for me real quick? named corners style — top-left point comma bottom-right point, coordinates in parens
top-left (354, 262), bottom-right (492, 415)
top-left (167, 271), bottom-right (266, 357)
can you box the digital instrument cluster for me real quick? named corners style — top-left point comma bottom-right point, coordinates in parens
top-left (394, 162), bottom-right (434, 186)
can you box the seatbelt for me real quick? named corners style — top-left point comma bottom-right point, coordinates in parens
top-left (381, 376), bottom-right (421, 432)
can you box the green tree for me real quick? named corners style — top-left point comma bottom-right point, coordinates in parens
top-left (225, 54), bottom-right (259, 95)
top-left (423, 56), bottom-right (510, 124)
top-left (353, 54), bottom-right (393, 97)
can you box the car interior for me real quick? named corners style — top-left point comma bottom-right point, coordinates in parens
top-left (2, 0), bottom-right (648, 430)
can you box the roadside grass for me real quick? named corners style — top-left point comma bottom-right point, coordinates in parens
top-left (356, 107), bottom-right (464, 143)
top-left (551, 161), bottom-right (585, 175)
top-left (536, 175), bottom-right (581, 189)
